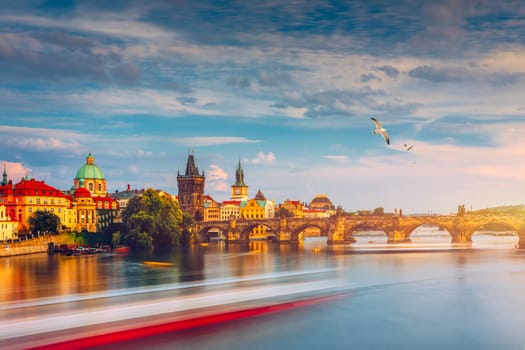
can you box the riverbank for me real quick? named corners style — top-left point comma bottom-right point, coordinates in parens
top-left (0, 236), bottom-right (64, 258)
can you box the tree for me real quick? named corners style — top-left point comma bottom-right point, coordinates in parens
top-left (121, 188), bottom-right (183, 250)
top-left (28, 211), bottom-right (60, 235)
top-left (275, 207), bottom-right (293, 218)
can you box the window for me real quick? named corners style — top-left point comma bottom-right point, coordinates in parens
top-left (89, 183), bottom-right (93, 191)
top-left (98, 183), bottom-right (102, 191)
top-left (29, 208), bottom-right (32, 213)
top-left (36, 198), bottom-right (40, 204)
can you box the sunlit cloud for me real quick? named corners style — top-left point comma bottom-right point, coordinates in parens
top-left (246, 152), bottom-right (276, 165)
top-left (1, 162), bottom-right (31, 182)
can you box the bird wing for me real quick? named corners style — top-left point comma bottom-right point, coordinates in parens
top-left (380, 131), bottom-right (390, 145)
top-left (370, 117), bottom-right (382, 129)
top-left (407, 145), bottom-right (413, 151)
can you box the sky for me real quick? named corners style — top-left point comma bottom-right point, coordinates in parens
top-left (1, 0), bottom-right (525, 215)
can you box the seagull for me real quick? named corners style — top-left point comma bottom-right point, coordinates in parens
top-left (371, 117), bottom-right (390, 145)
top-left (404, 143), bottom-right (414, 151)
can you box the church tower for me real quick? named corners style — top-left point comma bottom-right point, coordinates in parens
top-left (231, 159), bottom-right (248, 201)
top-left (177, 153), bottom-right (205, 221)
top-left (1, 162), bottom-right (8, 186)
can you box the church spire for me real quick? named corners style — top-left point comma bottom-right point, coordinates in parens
top-left (1, 162), bottom-right (7, 186)
top-left (234, 158), bottom-right (246, 186)
top-left (184, 153), bottom-right (200, 177)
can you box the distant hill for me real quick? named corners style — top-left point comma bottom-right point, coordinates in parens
top-left (472, 204), bottom-right (525, 215)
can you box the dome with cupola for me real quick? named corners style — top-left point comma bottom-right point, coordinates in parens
top-left (75, 153), bottom-right (105, 180)
top-left (73, 153), bottom-right (107, 197)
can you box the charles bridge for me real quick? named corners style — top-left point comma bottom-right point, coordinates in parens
top-left (193, 212), bottom-right (525, 248)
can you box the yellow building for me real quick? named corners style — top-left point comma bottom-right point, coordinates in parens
top-left (0, 204), bottom-right (18, 240)
top-left (220, 200), bottom-right (242, 220)
top-left (204, 195), bottom-right (221, 221)
top-left (280, 200), bottom-right (304, 218)
top-left (70, 154), bottom-right (118, 232)
top-left (240, 190), bottom-right (274, 238)
top-left (0, 176), bottom-right (75, 234)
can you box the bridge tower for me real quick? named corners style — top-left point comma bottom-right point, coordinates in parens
top-left (177, 153), bottom-right (205, 221)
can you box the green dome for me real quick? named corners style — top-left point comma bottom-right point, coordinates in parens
top-left (75, 153), bottom-right (105, 180)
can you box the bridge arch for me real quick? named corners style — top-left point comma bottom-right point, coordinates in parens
top-left (407, 223), bottom-right (453, 243)
top-left (469, 220), bottom-right (520, 247)
top-left (239, 222), bottom-right (278, 241)
top-left (291, 223), bottom-right (329, 241)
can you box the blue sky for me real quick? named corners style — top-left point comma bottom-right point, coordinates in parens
top-left (1, 0), bottom-right (525, 214)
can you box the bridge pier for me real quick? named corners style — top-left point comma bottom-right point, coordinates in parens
top-left (386, 230), bottom-right (411, 244)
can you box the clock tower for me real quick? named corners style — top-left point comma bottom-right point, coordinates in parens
top-left (231, 159), bottom-right (248, 201)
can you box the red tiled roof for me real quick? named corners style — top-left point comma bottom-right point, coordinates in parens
top-left (13, 178), bottom-right (66, 197)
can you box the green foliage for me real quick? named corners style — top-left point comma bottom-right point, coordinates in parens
top-left (121, 189), bottom-right (183, 250)
top-left (179, 211), bottom-right (195, 246)
top-left (112, 231), bottom-right (121, 247)
top-left (275, 207), bottom-right (293, 218)
top-left (28, 211), bottom-right (61, 235)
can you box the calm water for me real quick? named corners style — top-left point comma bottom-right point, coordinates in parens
top-left (2, 233), bottom-right (525, 349)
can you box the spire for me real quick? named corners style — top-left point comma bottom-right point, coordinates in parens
top-left (234, 158), bottom-right (246, 186)
top-left (184, 153), bottom-right (201, 177)
top-left (2, 162), bottom-right (7, 186)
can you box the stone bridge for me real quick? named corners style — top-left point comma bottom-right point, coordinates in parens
top-left (193, 213), bottom-right (525, 248)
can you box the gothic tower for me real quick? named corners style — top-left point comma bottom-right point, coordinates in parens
top-left (2, 162), bottom-right (8, 186)
top-left (177, 153), bottom-right (205, 221)
top-left (231, 159), bottom-right (248, 200)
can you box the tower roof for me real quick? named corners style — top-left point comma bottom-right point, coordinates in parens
top-left (233, 159), bottom-right (247, 187)
top-left (254, 189), bottom-right (266, 200)
top-left (75, 153), bottom-right (105, 180)
top-left (181, 153), bottom-right (204, 177)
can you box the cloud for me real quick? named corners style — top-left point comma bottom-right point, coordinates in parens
top-left (282, 87), bottom-right (386, 118)
top-left (375, 65), bottom-right (400, 78)
top-left (323, 155), bottom-right (350, 164)
top-left (246, 152), bottom-right (276, 165)
top-left (174, 137), bottom-right (262, 146)
top-left (206, 164), bottom-right (228, 192)
top-left (207, 164), bottom-right (228, 181)
top-left (360, 73), bottom-right (380, 82)
top-left (227, 75), bottom-right (251, 88)
top-left (257, 70), bottom-right (293, 87)
top-left (408, 65), bottom-right (473, 82)
top-left (136, 149), bottom-right (153, 158)
top-left (1, 161), bottom-right (31, 182)
top-left (0, 32), bottom-right (140, 84)
top-left (0, 126), bottom-right (83, 153)
top-left (128, 164), bottom-right (139, 174)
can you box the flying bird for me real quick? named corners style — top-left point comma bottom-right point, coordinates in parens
top-left (370, 117), bottom-right (390, 145)
top-left (404, 143), bottom-right (414, 151)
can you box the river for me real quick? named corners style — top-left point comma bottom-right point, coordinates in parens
top-left (1, 232), bottom-right (525, 349)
